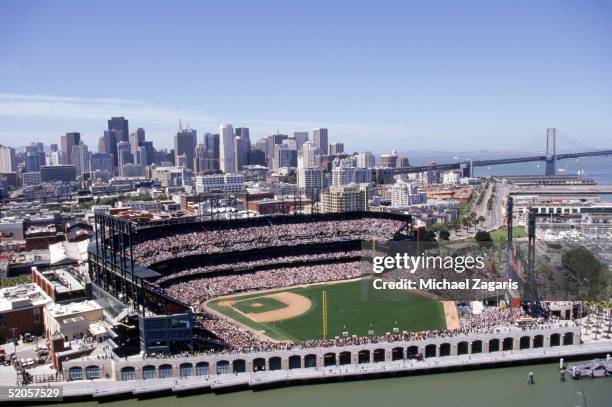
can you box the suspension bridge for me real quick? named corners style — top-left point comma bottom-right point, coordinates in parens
top-left (392, 128), bottom-right (612, 177)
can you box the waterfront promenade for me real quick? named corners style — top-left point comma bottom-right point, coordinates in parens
top-left (51, 341), bottom-right (612, 399)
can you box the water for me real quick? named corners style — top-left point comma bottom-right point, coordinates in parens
top-left (42, 361), bottom-right (611, 407)
top-left (409, 153), bottom-right (612, 201)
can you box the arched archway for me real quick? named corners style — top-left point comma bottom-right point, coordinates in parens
top-left (216, 360), bottom-right (230, 375)
top-left (520, 336), bottom-right (531, 350)
top-left (269, 357), bottom-right (282, 371)
top-left (304, 354), bottom-right (317, 368)
top-left (195, 362), bottom-right (209, 376)
top-left (85, 365), bottom-right (100, 380)
top-left (407, 346), bottom-right (419, 359)
top-left (179, 363), bottom-right (193, 377)
top-left (425, 344), bottom-right (436, 358)
top-left (324, 353), bottom-right (336, 367)
top-left (550, 333), bottom-right (560, 347)
top-left (68, 366), bottom-right (83, 381)
top-left (563, 332), bottom-right (574, 345)
top-left (489, 339), bottom-right (500, 352)
top-left (502, 338), bottom-right (513, 351)
top-left (392, 347), bottom-right (404, 361)
top-left (457, 341), bottom-right (469, 355)
top-left (289, 355), bottom-right (301, 369)
top-left (253, 358), bottom-right (266, 372)
top-left (471, 340), bottom-right (482, 354)
top-left (159, 364), bottom-right (173, 378)
top-left (533, 335), bottom-right (544, 348)
top-left (358, 350), bottom-right (371, 364)
top-left (439, 343), bottom-right (451, 357)
top-left (121, 367), bottom-right (135, 381)
top-left (142, 365), bottom-right (156, 380)
top-left (233, 359), bottom-right (246, 373)
top-left (373, 348), bottom-right (385, 363)
top-left (339, 351), bottom-right (351, 365)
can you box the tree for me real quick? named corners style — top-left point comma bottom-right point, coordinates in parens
top-left (474, 231), bottom-right (492, 242)
top-left (478, 215), bottom-right (486, 227)
top-left (461, 217), bottom-right (470, 232)
top-left (438, 229), bottom-right (451, 241)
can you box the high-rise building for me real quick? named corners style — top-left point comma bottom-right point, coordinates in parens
top-left (117, 141), bottom-right (132, 168)
top-left (357, 151), bottom-right (376, 168)
top-left (141, 141), bottom-right (155, 166)
top-left (97, 137), bottom-right (106, 153)
top-left (234, 127), bottom-right (251, 148)
top-left (312, 128), bottom-right (329, 155)
top-left (90, 153), bottom-right (114, 174)
top-left (272, 144), bottom-right (296, 170)
top-left (293, 131), bottom-right (309, 150)
top-left (71, 142), bottom-right (90, 176)
top-left (174, 123), bottom-right (197, 170)
top-left (194, 173), bottom-right (245, 193)
top-left (129, 128), bottom-right (145, 154)
top-left (329, 142), bottom-right (344, 155)
top-left (297, 167), bottom-right (324, 199)
top-left (321, 184), bottom-right (367, 213)
top-left (380, 150), bottom-right (399, 168)
top-left (234, 136), bottom-right (249, 172)
top-left (0, 145), bottom-right (16, 172)
top-left (104, 117), bottom-right (129, 168)
top-left (331, 158), bottom-right (371, 186)
top-left (194, 144), bottom-right (211, 175)
top-left (24, 143), bottom-right (45, 172)
top-left (107, 117), bottom-right (129, 141)
top-left (219, 124), bottom-right (235, 173)
top-left (204, 133), bottom-right (220, 170)
top-left (391, 181), bottom-right (427, 207)
top-left (247, 150), bottom-right (266, 166)
top-left (60, 132), bottom-right (80, 164)
top-left (299, 142), bottom-right (319, 169)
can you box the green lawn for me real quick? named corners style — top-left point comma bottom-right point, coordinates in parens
top-left (489, 226), bottom-right (528, 243)
top-left (208, 279), bottom-right (446, 342)
top-left (233, 296), bottom-right (287, 314)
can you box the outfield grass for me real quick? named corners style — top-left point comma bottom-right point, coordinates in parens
top-left (233, 296), bottom-right (287, 314)
top-left (489, 226), bottom-right (528, 242)
top-left (208, 279), bottom-right (446, 342)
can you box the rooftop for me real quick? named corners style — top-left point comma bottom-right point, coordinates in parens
top-left (46, 300), bottom-right (103, 318)
top-left (0, 283), bottom-right (51, 313)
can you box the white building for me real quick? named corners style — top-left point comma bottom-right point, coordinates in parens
top-left (152, 166), bottom-right (189, 187)
top-left (219, 124), bottom-right (235, 173)
top-left (194, 173), bottom-right (245, 193)
top-left (356, 151), bottom-right (376, 168)
top-left (331, 158), bottom-right (371, 186)
top-left (443, 170), bottom-right (461, 185)
top-left (299, 142), bottom-right (319, 169)
top-left (391, 180), bottom-right (427, 208)
top-left (0, 145), bottom-right (16, 173)
top-left (297, 167), bottom-right (324, 197)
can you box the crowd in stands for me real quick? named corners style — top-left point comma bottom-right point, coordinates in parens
top-left (134, 218), bottom-right (404, 266)
top-left (164, 261), bottom-right (365, 306)
top-left (157, 250), bottom-right (364, 284)
top-left (192, 307), bottom-right (568, 355)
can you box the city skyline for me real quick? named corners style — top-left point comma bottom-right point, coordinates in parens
top-left (1, 1), bottom-right (612, 151)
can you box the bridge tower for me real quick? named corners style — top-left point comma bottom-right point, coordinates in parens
top-left (545, 128), bottom-right (556, 176)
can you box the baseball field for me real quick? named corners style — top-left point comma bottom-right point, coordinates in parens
top-left (207, 278), bottom-right (448, 342)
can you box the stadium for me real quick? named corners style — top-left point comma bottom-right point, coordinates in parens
top-left (67, 211), bottom-right (580, 384)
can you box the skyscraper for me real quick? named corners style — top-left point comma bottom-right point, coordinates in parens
top-left (107, 117), bottom-right (129, 141)
top-left (313, 128), bottom-right (328, 155)
top-left (117, 141), bottom-right (132, 168)
top-left (234, 136), bottom-right (249, 172)
top-left (129, 128), bottom-right (145, 154)
top-left (293, 131), bottom-right (309, 150)
top-left (234, 127), bottom-right (251, 148)
top-left (0, 145), bottom-right (16, 172)
top-left (300, 142), bottom-right (319, 169)
top-left (61, 132), bottom-right (81, 164)
top-left (219, 124), bottom-right (235, 173)
top-left (174, 123), bottom-right (197, 170)
top-left (71, 142), bottom-right (90, 176)
top-left (204, 133), bottom-right (220, 170)
top-left (329, 142), bottom-right (344, 155)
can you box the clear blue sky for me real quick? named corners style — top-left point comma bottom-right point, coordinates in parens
top-left (1, 0), bottom-right (611, 153)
